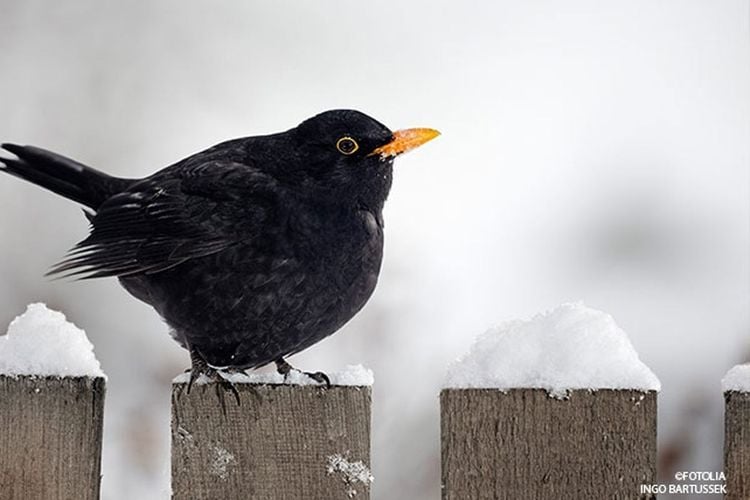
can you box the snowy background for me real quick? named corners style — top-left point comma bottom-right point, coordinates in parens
top-left (0, 1), bottom-right (748, 498)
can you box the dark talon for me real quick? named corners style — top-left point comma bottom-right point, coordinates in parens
top-left (275, 357), bottom-right (330, 387)
top-left (187, 368), bottom-right (200, 394)
top-left (187, 347), bottom-right (210, 394)
top-left (220, 376), bottom-right (241, 407)
top-left (187, 347), bottom-right (241, 407)
top-left (305, 371), bottom-right (331, 388)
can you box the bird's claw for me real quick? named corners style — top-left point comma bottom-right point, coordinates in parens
top-left (186, 352), bottom-right (240, 413)
top-left (275, 358), bottom-right (331, 388)
top-left (186, 366), bottom-right (206, 394)
top-left (303, 370), bottom-right (331, 388)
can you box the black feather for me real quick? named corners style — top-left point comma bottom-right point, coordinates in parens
top-left (1, 143), bottom-right (130, 208)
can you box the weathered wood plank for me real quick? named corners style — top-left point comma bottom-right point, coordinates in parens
top-left (441, 388), bottom-right (657, 500)
top-left (0, 375), bottom-right (106, 500)
top-left (725, 391), bottom-right (750, 500)
top-left (172, 382), bottom-right (372, 500)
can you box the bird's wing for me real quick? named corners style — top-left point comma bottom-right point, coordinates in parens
top-left (48, 161), bottom-right (277, 279)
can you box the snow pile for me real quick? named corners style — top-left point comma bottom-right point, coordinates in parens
top-left (722, 364), bottom-right (750, 393)
top-left (445, 302), bottom-right (660, 397)
top-left (209, 445), bottom-right (236, 480)
top-left (326, 453), bottom-right (373, 498)
top-left (0, 303), bottom-right (104, 378)
top-left (173, 363), bottom-right (374, 386)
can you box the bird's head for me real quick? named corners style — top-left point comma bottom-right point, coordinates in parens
top-left (281, 109), bottom-right (439, 210)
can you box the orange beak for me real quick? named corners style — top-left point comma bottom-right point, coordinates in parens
top-left (369, 128), bottom-right (440, 159)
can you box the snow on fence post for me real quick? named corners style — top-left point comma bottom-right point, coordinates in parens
top-left (723, 364), bottom-right (750, 500)
top-left (171, 366), bottom-right (374, 500)
top-left (0, 304), bottom-right (106, 500)
top-left (441, 303), bottom-right (660, 499)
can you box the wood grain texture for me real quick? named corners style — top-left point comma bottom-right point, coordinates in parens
top-left (725, 391), bottom-right (750, 500)
top-left (441, 389), bottom-right (657, 500)
top-left (0, 375), bottom-right (106, 500)
top-left (172, 382), bottom-right (372, 500)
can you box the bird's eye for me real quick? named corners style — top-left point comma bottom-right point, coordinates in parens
top-left (336, 137), bottom-right (359, 155)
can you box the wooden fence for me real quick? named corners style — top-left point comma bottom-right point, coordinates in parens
top-left (0, 375), bottom-right (747, 499)
top-left (441, 389), bottom-right (656, 499)
top-left (0, 375), bottom-right (105, 500)
top-left (725, 390), bottom-right (750, 499)
top-left (171, 380), bottom-right (371, 499)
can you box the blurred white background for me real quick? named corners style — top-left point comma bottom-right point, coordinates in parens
top-left (0, 1), bottom-right (748, 498)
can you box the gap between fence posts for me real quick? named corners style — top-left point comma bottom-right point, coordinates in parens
top-left (0, 375), bottom-right (106, 500)
top-left (171, 381), bottom-right (372, 500)
top-left (440, 388), bottom-right (657, 500)
top-left (725, 391), bottom-right (750, 500)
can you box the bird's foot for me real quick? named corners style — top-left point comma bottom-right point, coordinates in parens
top-left (275, 358), bottom-right (331, 388)
top-left (303, 370), bottom-right (331, 387)
top-left (187, 349), bottom-right (241, 408)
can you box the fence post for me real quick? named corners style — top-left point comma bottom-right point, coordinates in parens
top-left (440, 388), bottom-right (657, 499)
top-left (171, 380), bottom-right (372, 500)
top-left (725, 391), bottom-right (750, 499)
top-left (0, 375), bottom-right (106, 500)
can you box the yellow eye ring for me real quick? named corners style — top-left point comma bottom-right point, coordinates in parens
top-left (336, 136), bottom-right (359, 155)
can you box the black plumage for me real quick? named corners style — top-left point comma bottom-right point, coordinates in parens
top-left (0, 110), bottom-right (438, 382)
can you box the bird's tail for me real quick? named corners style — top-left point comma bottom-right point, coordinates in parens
top-left (0, 143), bottom-right (130, 210)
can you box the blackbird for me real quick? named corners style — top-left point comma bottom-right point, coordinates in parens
top-left (0, 110), bottom-right (439, 386)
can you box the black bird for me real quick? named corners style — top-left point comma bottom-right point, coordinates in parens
top-left (0, 110), bottom-right (439, 385)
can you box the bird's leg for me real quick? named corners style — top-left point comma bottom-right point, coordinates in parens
top-left (275, 358), bottom-right (294, 377)
top-left (187, 347), bottom-right (241, 407)
top-left (275, 357), bottom-right (331, 388)
top-left (187, 348), bottom-right (211, 393)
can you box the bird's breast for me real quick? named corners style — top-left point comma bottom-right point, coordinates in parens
top-left (298, 207), bottom-right (383, 305)
top-left (323, 208), bottom-right (384, 326)
top-left (353, 208), bottom-right (384, 287)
